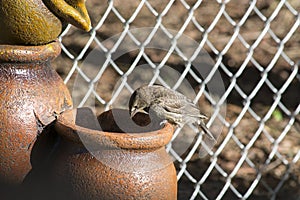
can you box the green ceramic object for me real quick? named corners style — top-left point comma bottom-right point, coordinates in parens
top-left (0, 0), bottom-right (91, 45)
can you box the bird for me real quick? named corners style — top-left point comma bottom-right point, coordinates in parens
top-left (129, 85), bottom-right (216, 141)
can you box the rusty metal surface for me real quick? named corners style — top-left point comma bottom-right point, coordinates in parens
top-left (0, 41), bottom-right (73, 184)
top-left (47, 108), bottom-right (177, 199)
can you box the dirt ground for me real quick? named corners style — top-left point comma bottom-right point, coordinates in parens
top-left (52, 0), bottom-right (300, 199)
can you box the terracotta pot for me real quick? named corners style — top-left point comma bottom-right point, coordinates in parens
top-left (0, 41), bottom-right (73, 185)
top-left (50, 108), bottom-right (177, 200)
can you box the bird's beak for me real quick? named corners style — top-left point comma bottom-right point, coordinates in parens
top-left (130, 108), bottom-right (148, 118)
top-left (45, 0), bottom-right (91, 31)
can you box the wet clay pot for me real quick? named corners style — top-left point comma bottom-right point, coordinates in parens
top-left (51, 108), bottom-right (177, 200)
top-left (0, 41), bottom-right (73, 184)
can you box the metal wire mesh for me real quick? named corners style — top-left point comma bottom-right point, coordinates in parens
top-left (54, 0), bottom-right (300, 199)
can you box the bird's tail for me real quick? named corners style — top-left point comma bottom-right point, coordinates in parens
top-left (196, 120), bottom-right (217, 158)
top-left (198, 121), bottom-right (216, 142)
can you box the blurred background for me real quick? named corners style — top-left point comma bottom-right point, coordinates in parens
top-left (53, 0), bottom-right (300, 199)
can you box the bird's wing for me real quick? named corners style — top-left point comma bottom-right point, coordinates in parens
top-left (182, 102), bottom-right (208, 119)
top-left (149, 85), bottom-right (207, 119)
top-left (154, 95), bottom-right (207, 119)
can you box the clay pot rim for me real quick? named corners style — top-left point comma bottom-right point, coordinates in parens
top-left (55, 109), bottom-right (175, 150)
top-left (0, 41), bottom-right (61, 63)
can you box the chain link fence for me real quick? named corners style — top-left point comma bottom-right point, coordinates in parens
top-left (53, 0), bottom-right (300, 199)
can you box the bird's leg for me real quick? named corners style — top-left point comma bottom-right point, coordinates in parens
top-left (159, 119), bottom-right (168, 126)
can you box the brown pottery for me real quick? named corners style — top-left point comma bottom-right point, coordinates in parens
top-left (0, 41), bottom-right (73, 184)
top-left (50, 108), bottom-right (177, 200)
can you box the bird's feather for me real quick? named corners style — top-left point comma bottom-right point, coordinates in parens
top-left (129, 85), bottom-right (216, 142)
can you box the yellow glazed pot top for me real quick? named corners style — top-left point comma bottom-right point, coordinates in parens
top-left (0, 0), bottom-right (91, 45)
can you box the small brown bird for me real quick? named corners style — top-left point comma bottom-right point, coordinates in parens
top-left (129, 85), bottom-right (215, 141)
